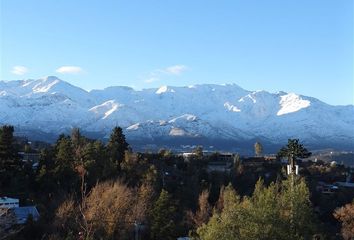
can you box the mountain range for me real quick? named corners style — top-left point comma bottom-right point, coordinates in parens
top-left (1, 76), bottom-right (353, 153)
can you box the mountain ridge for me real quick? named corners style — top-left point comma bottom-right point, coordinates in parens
top-left (1, 76), bottom-right (353, 152)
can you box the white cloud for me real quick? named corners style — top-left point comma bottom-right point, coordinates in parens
top-left (56, 66), bottom-right (83, 74)
top-left (144, 64), bottom-right (188, 84)
top-left (145, 77), bottom-right (159, 83)
top-left (11, 66), bottom-right (28, 75)
top-left (164, 65), bottom-right (187, 75)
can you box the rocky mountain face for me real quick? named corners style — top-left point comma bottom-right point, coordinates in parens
top-left (1, 76), bottom-right (353, 152)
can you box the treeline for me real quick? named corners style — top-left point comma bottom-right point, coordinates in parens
top-left (0, 125), bottom-right (353, 239)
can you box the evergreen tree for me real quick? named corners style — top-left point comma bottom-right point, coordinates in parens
top-left (239, 180), bottom-right (284, 239)
top-left (0, 125), bottom-right (21, 194)
top-left (36, 148), bottom-right (56, 194)
top-left (53, 136), bottom-right (78, 191)
top-left (106, 126), bottom-right (129, 171)
top-left (0, 125), bottom-right (18, 168)
top-left (93, 140), bottom-right (115, 180)
top-left (277, 139), bottom-right (311, 172)
top-left (150, 189), bottom-right (177, 240)
top-left (121, 151), bottom-right (149, 186)
top-left (280, 177), bottom-right (317, 239)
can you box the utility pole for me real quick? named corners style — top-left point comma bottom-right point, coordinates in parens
top-left (287, 152), bottom-right (298, 239)
top-left (278, 139), bottom-right (311, 238)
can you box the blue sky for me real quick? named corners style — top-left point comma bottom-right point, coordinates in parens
top-left (1, 0), bottom-right (353, 105)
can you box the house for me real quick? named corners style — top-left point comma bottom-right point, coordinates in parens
top-left (1, 196), bottom-right (40, 225)
top-left (217, 152), bottom-right (234, 162)
top-left (13, 206), bottom-right (40, 224)
top-left (241, 157), bottom-right (266, 167)
top-left (18, 152), bottom-right (40, 162)
top-left (18, 152), bottom-right (40, 170)
top-left (333, 172), bottom-right (354, 188)
top-left (0, 197), bottom-right (19, 209)
top-left (334, 182), bottom-right (354, 188)
top-left (316, 182), bottom-right (338, 194)
top-left (207, 161), bottom-right (233, 173)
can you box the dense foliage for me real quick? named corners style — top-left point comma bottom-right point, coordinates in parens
top-left (0, 125), bottom-right (353, 239)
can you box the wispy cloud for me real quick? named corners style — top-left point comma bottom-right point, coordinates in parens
top-left (144, 65), bottom-right (188, 83)
top-left (11, 66), bottom-right (28, 75)
top-left (164, 65), bottom-right (187, 75)
top-left (56, 66), bottom-right (83, 74)
top-left (145, 77), bottom-right (159, 83)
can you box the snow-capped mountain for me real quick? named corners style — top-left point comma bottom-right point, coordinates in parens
top-left (1, 76), bottom-right (353, 151)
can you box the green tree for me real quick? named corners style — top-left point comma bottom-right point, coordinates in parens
top-left (0, 125), bottom-right (21, 194)
top-left (280, 177), bottom-right (317, 239)
top-left (150, 190), bottom-right (177, 240)
top-left (0, 125), bottom-right (18, 169)
top-left (254, 141), bottom-right (263, 157)
top-left (106, 126), bottom-right (129, 171)
top-left (36, 148), bottom-right (57, 195)
top-left (240, 180), bottom-right (285, 239)
top-left (121, 151), bottom-right (150, 186)
top-left (53, 136), bottom-right (78, 191)
top-left (80, 140), bottom-right (114, 182)
top-left (197, 184), bottom-right (242, 240)
top-left (197, 179), bottom-right (318, 240)
top-left (277, 139), bottom-right (311, 173)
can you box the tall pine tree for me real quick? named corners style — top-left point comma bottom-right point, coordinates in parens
top-left (0, 125), bottom-right (18, 167)
top-left (53, 136), bottom-right (78, 191)
top-left (106, 126), bottom-right (128, 171)
top-left (150, 189), bottom-right (177, 240)
top-left (0, 125), bottom-right (21, 194)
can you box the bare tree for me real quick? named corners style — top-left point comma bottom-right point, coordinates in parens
top-left (54, 180), bottom-right (153, 239)
top-left (54, 195), bottom-right (78, 235)
top-left (187, 190), bottom-right (212, 228)
top-left (334, 201), bottom-right (354, 240)
top-left (83, 180), bottom-right (153, 239)
top-left (131, 184), bottom-right (154, 224)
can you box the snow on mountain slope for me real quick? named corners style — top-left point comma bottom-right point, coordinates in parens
top-left (277, 93), bottom-right (311, 116)
top-left (0, 76), bottom-right (94, 106)
top-left (0, 76), bottom-right (353, 149)
top-left (156, 85), bottom-right (175, 94)
top-left (89, 100), bottom-right (123, 119)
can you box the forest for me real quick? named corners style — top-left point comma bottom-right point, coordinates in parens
top-left (0, 125), bottom-right (353, 240)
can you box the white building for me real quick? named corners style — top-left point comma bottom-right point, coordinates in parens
top-left (181, 152), bottom-right (197, 159)
top-left (0, 197), bottom-right (19, 209)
